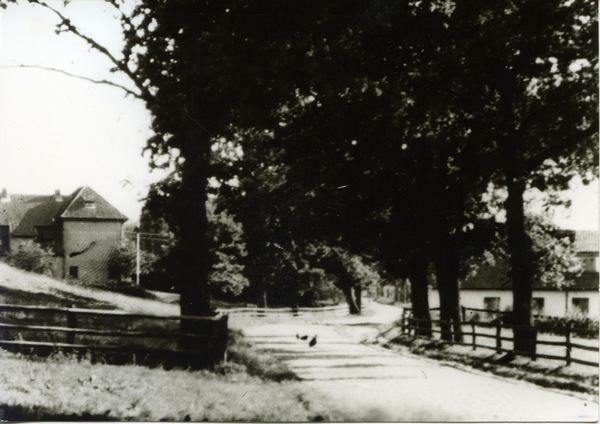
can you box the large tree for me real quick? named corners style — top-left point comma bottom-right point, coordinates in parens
top-left (441, 0), bottom-right (598, 351)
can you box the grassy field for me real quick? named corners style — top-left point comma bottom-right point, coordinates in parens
top-left (0, 347), bottom-right (340, 421)
top-left (0, 327), bottom-right (340, 421)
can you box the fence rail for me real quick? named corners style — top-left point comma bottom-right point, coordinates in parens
top-left (0, 302), bottom-right (348, 360)
top-left (219, 304), bottom-right (347, 317)
top-left (0, 303), bottom-right (228, 363)
top-left (401, 308), bottom-right (599, 367)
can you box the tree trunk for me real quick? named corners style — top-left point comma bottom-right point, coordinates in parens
top-left (354, 285), bottom-right (362, 313)
top-left (504, 178), bottom-right (535, 354)
top-left (407, 257), bottom-right (432, 337)
top-left (497, 70), bottom-right (536, 355)
top-left (342, 285), bottom-right (360, 314)
top-left (435, 251), bottom-right (462, 342)
top-left (177, 126), bottom-right (213, 351)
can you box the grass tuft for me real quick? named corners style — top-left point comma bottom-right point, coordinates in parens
top-left (226, 329), bottom-right (299, 381)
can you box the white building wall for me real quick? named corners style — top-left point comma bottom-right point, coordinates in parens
top-left (428, 288), bottom-right (599, 319)
top-left (566, 291), bottom-right (599, 319)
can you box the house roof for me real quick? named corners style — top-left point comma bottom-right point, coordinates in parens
top-left (61, 187), bottom-right (128, 221)
top-left (432, 230), bottom-right (599, 291)
top-left (0, 187), bottom-right (127, 236)
top-left (457, 260), bottom-right (597, 291)
top-left (573, 230), bottom-right (599, 253)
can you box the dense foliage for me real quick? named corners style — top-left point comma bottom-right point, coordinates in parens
top-left (3, 1), bottom-right (597, 327)
top-left (7, 241), bottom-right (54, 275)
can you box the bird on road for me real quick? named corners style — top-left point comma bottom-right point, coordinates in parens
top-left (309, 335), bottom-right (317, 347)
top-left (296, 334), bottom-right (308, 340)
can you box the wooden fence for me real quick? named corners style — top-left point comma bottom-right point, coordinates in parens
top-left (400, 308), bottom-right (599, 367)
top-left (219, 304), bottom-right (347, 317)
top-left (0, 304), bottom-right (228, 364)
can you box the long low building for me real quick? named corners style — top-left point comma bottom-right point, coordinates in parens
top-left (428, 231), bottom-right (599, 319)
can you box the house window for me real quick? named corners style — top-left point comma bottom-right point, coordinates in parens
top-left (69, 266), bottom-right (79, 278)
top-left (582, 258), bottom-right (596, 272)
top-left (572, 298), bottom-right (589, 315)
top-left (532, 298), bottom-right (545, 315)
top-left (484, 297), bottom-right (500, 319)
top-left (484, 297), bottom-right (500, 311)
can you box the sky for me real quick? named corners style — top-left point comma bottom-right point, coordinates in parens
top-left (0, 1), bottom-right (598, 231)
top-left (0, 0), bottom-right (165, 222)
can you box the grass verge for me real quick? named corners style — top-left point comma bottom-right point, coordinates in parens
top-left (0, 262), bottom-right (179, 315)
top-left (0, 330), bottom-right (337, 421)
top-left (386, 335), bottom-right (598, 397)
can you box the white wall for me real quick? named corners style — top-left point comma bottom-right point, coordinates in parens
top-left (429, 288), bottom-right (599, 319)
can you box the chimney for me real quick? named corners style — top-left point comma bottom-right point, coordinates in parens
top-left (54, 189), bottom-right (63, 202)
top-left (1, 188), bottom-right (9, 203)
top-left (83, 195), bottom-right (95, 209)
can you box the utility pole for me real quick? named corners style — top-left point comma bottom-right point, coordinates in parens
top-left (136, 232), bottom-right (140, 285)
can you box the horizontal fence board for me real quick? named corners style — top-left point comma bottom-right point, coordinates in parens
top-left (536, 353), bottom-right (570, 362)
top-left (536, 339), bottom-right (571, 347)
top-left (463, 307), bottom-right (509, 314)
top-left (0, 303), bottom-right (225, 322)
top-left (0, 339), bottom-right (209, 356)
top-left (0, 323), bottom-right (215, 340)
top-left (569, 342), bottom-right (600, 352)
top-left (220, 305), bottom-right (346, 316)
top-left (470, 332), bottom-right (497, 340)
top-left (570, 357), bottom-right (600, 367)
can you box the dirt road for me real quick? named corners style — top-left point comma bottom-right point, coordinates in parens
top-left (241, 303), bottom-right (598, 421)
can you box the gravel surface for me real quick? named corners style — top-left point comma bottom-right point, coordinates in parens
top-left (241, 302), bottom-right (598, 422)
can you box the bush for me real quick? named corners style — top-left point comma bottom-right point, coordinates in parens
top-left (7, 241), bottom-right (54, 275)
top-left (534, 314), bottom-right (599, 339)
top-left (108, 242), bottom-right (136, 282)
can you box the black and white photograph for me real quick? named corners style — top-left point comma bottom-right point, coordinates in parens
top-left (0, 0), bottom-right (598, 421)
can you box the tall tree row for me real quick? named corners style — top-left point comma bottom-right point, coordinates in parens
top-left (5, 1), bottom-right (597, 348)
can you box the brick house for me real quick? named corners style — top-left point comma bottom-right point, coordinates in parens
top-left (428, 231), bottom-right (599, 319)
top-left (0, 186), bottom-right (128, 283)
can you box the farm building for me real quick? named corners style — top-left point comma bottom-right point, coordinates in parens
top-left (428, 231), bottom-right (599, 319)
top-left (0, 186), bottom-right (128, 283)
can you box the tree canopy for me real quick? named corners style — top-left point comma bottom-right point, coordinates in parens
top-left (4, 0), bottom-right (597, 333)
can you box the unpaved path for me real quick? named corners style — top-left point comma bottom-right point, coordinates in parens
top-left (241, 302), bottom-right (598, 421)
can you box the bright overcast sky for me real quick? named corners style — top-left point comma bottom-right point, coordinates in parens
top-left (0, 1), bottom-right (598, 230)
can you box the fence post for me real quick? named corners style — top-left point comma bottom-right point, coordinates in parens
top-left (565, 321), bottom-right (572, 366)
top-left (495, 320), bottom-right (501, 354)
top-left (471, 323), bottom-right (476, 351)
top-left (461, 306), bottom-right (466, 322)
top-left (66, 309), bottom-right (77, 345)
top-left (531, 328), bottom-right (537, 361)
